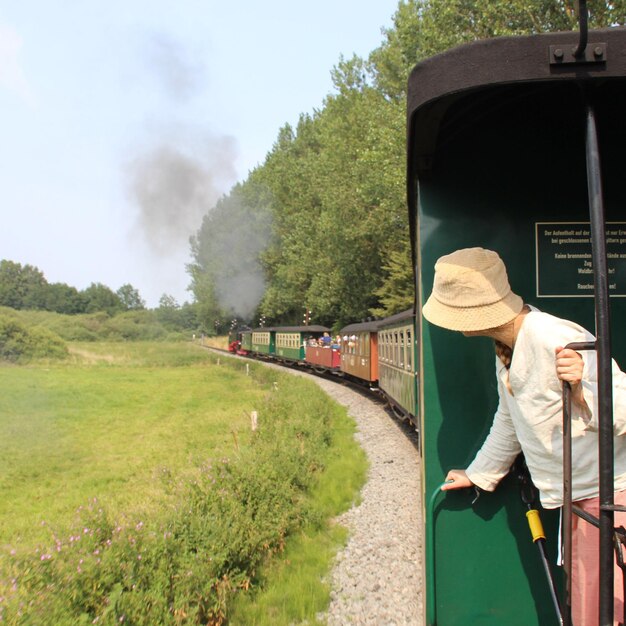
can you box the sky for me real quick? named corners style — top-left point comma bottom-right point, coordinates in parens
top-left (0, 1), bottom-right (400, 308)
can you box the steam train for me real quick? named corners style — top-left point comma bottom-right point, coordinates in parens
top-left (228, 308), bottom-right (419, 428)
top-left (236, 14), bottom-right (626, 626)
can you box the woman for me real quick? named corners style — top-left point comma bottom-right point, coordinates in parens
top-left (422, 247), bottom-right (626, 625)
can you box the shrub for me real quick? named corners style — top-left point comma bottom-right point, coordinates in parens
top-left (101, 311), bottom-right (168, 341)
top-left (0, 315), bottom-right (67, 362)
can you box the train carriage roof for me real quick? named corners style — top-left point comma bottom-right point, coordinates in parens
top-left (340, 320), bottom-right (380, 334)
top-left (407, 27), bottom-right (626, 165)
top-left (254, 325), bottom-right (330, 333)
top-left (377, 309), bottom-right (415, 329)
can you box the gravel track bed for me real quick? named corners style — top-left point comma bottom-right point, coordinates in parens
top-left (260, 361), bottom-right (424, 625)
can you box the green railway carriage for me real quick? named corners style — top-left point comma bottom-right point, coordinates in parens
top-left (407, 25), bottom-right (626, 626)
top-left (377, 309), bottom-right (419, 427)
top-left (251, 329), bottom-right (274, 356)
top-left (274, 325), bottom-right (329, 362)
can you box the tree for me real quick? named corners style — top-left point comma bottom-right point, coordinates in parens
top-left (0, 260), bottom-right (48, 310)
top-left (116, 284), bottom-right (146, 311)
top-left (81, 283), bottom-right (123, 315)
top-left (44, 282), bottom-right (86, 314)
top-left (370, 243), bottom-right (415, 317)
top-left (188, 181), bottom-right (272, 328)
top-left (155, 293), bottom-right (181, 328)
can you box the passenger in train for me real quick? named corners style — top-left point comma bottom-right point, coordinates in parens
top-left (422, 246), bottom-right (626, 625)
top-left (322, 332), bottom-right (332, 347)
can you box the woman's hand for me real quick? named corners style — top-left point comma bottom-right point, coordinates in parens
top-left (555, 346), bottom-right (584, 385)
top-left (555, 346), bottom-right (590, 412)
top-left (441, 469), bottom-right (474, 491)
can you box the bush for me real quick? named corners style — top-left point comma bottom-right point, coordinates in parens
top-left (0, 315), bottom-right (67, 362)
top-left (4, 308), bottom-right (192, 343)
top-left (100, 311), bottom-right (168, 341)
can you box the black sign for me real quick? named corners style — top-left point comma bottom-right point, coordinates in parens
top-left (535, 222), bottom-right (626, 297)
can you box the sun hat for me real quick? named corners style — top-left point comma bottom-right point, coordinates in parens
top-left (422, 247), bottom-right (524, 332)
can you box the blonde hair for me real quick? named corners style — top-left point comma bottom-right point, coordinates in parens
top-left (495, 340), bottom-right (514, 395)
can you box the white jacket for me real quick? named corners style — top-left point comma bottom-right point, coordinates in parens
top-left (466, 308), bottom-right (626, 509)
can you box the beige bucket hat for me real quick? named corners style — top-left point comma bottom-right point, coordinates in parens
top-left (422, 247), bottom-right (524, 332)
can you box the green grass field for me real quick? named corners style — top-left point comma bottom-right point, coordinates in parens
top-left (0, 342), bottom-right (264, 549)
top-left (0, 341), bottom-right (368, 625)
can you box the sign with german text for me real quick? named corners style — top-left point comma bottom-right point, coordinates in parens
top-left (535, 222), bottom-right (626, 297)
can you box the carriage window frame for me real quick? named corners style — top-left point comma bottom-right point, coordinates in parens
top-left (406, 327), bottom-right (413, 371)
top-left (253, 331), bottom-right (270, 345)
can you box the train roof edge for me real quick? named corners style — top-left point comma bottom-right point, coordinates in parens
top-left (407, 26), bottom-right (626, 125)
top-left (340, 309), bottom-right (414, 334)
top-left (249, 325), bottom-right (330, 333)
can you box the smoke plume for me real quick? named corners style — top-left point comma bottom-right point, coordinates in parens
top-left (128, 137), bottom-right (237, 255)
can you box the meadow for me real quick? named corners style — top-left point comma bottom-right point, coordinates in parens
top-left (0, 342), bottom-right (368, 625)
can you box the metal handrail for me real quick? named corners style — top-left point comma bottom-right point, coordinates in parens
top-left (562, 341), bottom-right (596, 626)
top-left (425, 481), bottom-right (452, 625)
top-left (561, 94), bottom-right (615, 626)
top-left (583, 98), bottom-right (615, 626)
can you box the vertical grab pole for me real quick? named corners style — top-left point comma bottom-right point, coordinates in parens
top-left (584, 102), bottom-right (615, 626)
top-left (563, 340), bottom-right (595, 626)
top-left (563, 381), bottom-right (574, 626)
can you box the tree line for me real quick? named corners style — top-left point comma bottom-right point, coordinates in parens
top-left (187, 0), bottom-right (624, 330)
top-left (0, 259), bottom-right (207, 340)
top-left (0, 259), bottom-right (147, 315)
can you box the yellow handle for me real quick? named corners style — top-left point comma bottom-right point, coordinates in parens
top-left (526, 509), bottom-right (546, 542)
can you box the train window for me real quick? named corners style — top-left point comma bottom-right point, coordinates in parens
top-left (363, 333), bottom-right (369, 357)
top-left (255, 332), bottom-right (269, 345)
top-left (406, 328), bottom-right (413, 371)
top-left (394, 332), bottom-right (399, 365)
